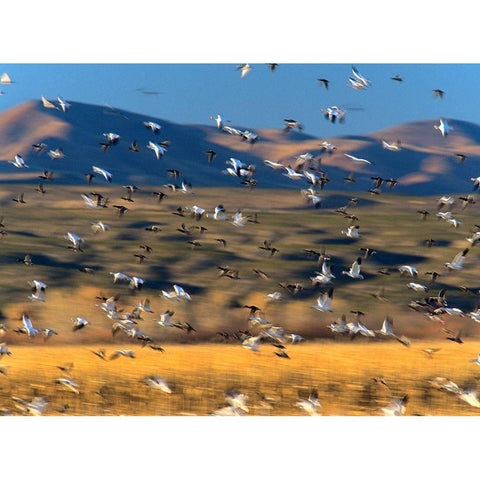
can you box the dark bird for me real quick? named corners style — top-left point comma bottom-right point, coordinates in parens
top-left (99, 142), bottom-right (111, 152)
top-left (32, 143), bottom-right (48, 154)
top-left (129, 139), bottom-right (140, 152)
top-left (91, 349), bottom-right (107, 361)
top-left (145, 225), bottom-right (162, 232)
top-left (17, 254), bottom-right (32, 265)
top-left (425, 239), bottom-right (436, 248)
top-left (113, 205), bottom-right (128, 217)
top-left (455, 153), bottom-right (467, 163)
top-left (360, 247), bottom-right (376, 259)
top-left (12, 193), bottom-right (25, 204)
top-left (385, 178), bottom-right (398, 189)
top-left (317, 78), bottom-right (329, 89)
top-left (205, 150), bottom-right (216, 163)
top-left (432, 89), bottom-right (445, 99)
top-left (79, 267), bottom-right (95, 274)
top-left (391, 75), bottom-right (403, 82)
top-left (152, 191), bottom-right (168, 203)
top-left (268, 63), bottom-right (278, 72)
top-left (85, 173), bottom-right (95, 184)
top-left (38, 170), bottom-right (54, 181)
top-left (425, 271), bottom-right (441, 282)
top-left (139, 244), bottom-right (152, 253)
top-left (274, 349), bottom-right (290, 359)
top-left (215, 238), bottom-right (227, 248)
top-left (253, 269), bottom-right (269, 280)
top-left (148, 344), bottom-right (165, 352)
top-left (243, 305), bottom-right (262, 316)
top-left (35, 183), bottom-right (46, 195)
top-left (167, 169), bottom-right (181, 179)
top-left (377, 267), bottom-right (391, 275)
top-left (446, 330), bottom-right (463, 344)
top-left (343, 172), bottom-right (356, 183)
top-left (417, 210), bottom-right (429, 220)
top-left (134, 254), bottom-right (147, 264)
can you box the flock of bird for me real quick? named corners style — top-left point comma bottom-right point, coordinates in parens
top-left (1, 65), bottom-right (480, 416)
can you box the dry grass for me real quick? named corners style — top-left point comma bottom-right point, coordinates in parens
top-left (2, 341), bottom-right (480, 416)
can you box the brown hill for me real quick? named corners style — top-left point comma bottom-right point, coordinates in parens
top-left (0, 100), bottom-right (478, 193)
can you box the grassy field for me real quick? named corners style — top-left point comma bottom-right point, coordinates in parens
top-left (0, 184), bottom-right (479, 415)
top-left (2, 341), bottom-right (480, 416)
top-left (0, 184), bottom-right (478, 344)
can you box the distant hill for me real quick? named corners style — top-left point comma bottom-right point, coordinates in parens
top-left (0, 100), bottom-right (478, 193)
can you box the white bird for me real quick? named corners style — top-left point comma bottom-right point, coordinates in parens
top-left (470, 177), bottom-right (480, 191)
top-left (236, 64), bottom-right (251, 78)
top-left (225, 391), bottom-right (249, 412)
top-left (147, 141), bottom-right (168, 160)
top-left (445, 217), bottom-right (462, 228)
top-left (263, 159), bottom-right (284, 170)
top-left (65, 232), bottom-right (84, 251)
top-left (328, 315), bottom-right (349, 334)
top-left (133, 298), bottom-right (154, 313)
top-left (381, 395), bottom-right (408, 416)
top-left (375, 316), bottom-right (396, 337)
top-left (211, 405), bottom-right (245, 416)
top-left (143, 121), bottom-right (161, 133)
top-left (310, 260), bottom-right (336, 285)
top-left (398, 265), bottom-right (418, 277)
top-left (284, 333), bottom-right (305, 344)
top-left (173, 284), bottom-right (191, 301)
top-left (10, 155), bottom-right (29, 169)
top-left (242, 335), bottom-right (262, 352)
top-left (208, 205), bottom-right (229, 221)
top-left (81, 194), bottom-right (97, 208)
top-left (342, 257), bottom-right (364, 279)
top-left (72, 317), bottom-right (89, 331)
top-left (154, 310), bottom-right (175, 327)
top-left (92, 166), bottom-right (112, 183)
top-left (210, 114), bottom-right (227, 129)
top-left (91, 221), bottom-right (110, 233)
top-left (445, 249), bottom-right (468, 270)
top-left (103, 132), bottom-right (120, 144)
top-left (344, 153), bottom-right (374, 166)
top-left (28, 280), bottom-right (47, 302)
top-left (356, 321), bottom-right (376, 337)
top-left (142, 376), bottom-right (172, 393)
top-left (295, 390), bottom-right (321, 416)
top-left (55, 378), bottom-right (80, 394)
top-left (17, 313), bottom-right (39, 337)
top-left (265, 291), bottom-right (283, 302)
top-left (351, 66), bottom-right (371, 88)
top-left (458, 390), bottom-right (480, 408)
top-left (47, 148), bottom-right (65, 160)
top-left (41, 95), bottom-right (59, 109)
top-left (57, 96), bottom-right (70, 112)
top-left (282, 166), bottom-right (305, 180)
top-left (0, 72), bottom-right (13, 84)
top-left (110, 272), bottom-right (132, 284)
top-left (470, 354), bottom-right (480, 366)
top-left (311, 287), bottom-right (334, 312)
top-left (407, 282), bottom-right (428, 292)
top-left (0, 343), bottom-right (12, 357)
top-left (382, 140), bottom-right (402, 152)
top-left (341, 225), bottom-right (360, 238)
top-left (434, 118), bottom-right (453, 137)
top-left (231, 210), bottom-right (248, 227)
top-left (129, 276), bottom-right (144, 290)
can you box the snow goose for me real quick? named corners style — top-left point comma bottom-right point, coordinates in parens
top-left (16, 313), bottom-right (38, 337)
top-left (72, 317), bottom-right (89, 331)
top-left (55, 378), bottom-right (80, 394)
top-left (445, 248), bottom-right (468, 270)
top-left (65, 232), bottom-right (84, 252)
top-left (57, 96), bottom-right (70, 112)
top-left (342, 257), bottom-right (364, 279)
top-left (295, 389), bottom-right (321, 416)
top-left (311, 287), bottom-right (334, 312)
top-left (9, 155), bottom-right (29, 169)
top-left (28, 280), bottom-right (47, 302)
top-left (282, 166), bottom-right (305, 180)
top-left (344, 153), bottom-right (374, 166)
top-left (398, 265), bottom-right (418, 277)
top-left (434, 118), bottom-right (453, 137)
top-left (341, 225), bottom-right (360, 238)
top-left (91, 221), bottom-right (110, 233)
top-left (143, 121), bottom-right (161, 133)
top-left (407, 283), bottom-right (428, 292)
top-left (381, 395), bottom-right (408, 416)
top-left (92, 166), bottom-right (112, 183)
top-left (147, 141), bottom-right (168, 160)
top-left (236, 64), bottom-right (251, 78)
top-left (142, 376), bottom-right (172, 393)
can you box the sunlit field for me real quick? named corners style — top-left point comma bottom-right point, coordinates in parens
top-left (1, 341), bottom-right (480, 416)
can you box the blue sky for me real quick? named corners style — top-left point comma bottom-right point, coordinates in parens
top-left (1, 64), bottom-right (480, 138)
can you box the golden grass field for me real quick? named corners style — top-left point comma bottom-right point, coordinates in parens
top-left (2, 341), bottom-right (480, 416)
